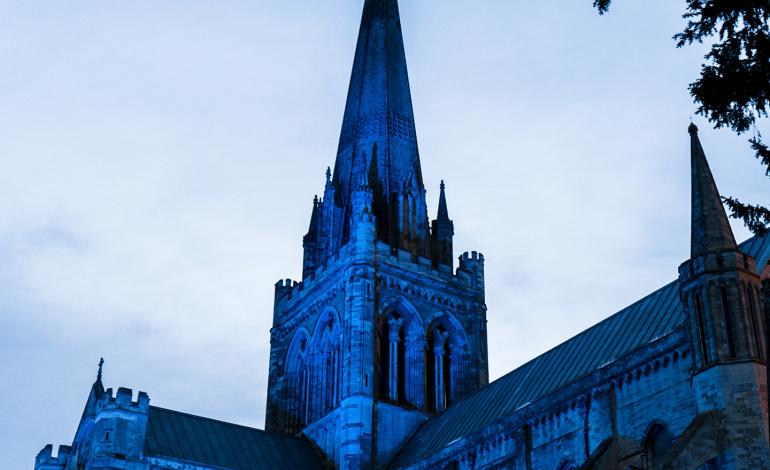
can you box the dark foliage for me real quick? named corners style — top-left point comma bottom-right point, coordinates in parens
top-left (675, 2), bottom-right (770, 135)
top-left (594, 0), bottom-right (612, 15)
top-left (724, 196), bottom-right (770, 236)
top-left (595, 0), bottom-right (770, 235)
top-left (749, 137), bottom-right (770, 177)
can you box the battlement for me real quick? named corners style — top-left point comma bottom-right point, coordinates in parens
top-left (96, 387), bottom-right (150, 415)
top-left (374, 241), bottom-right (454, 275)
top-left (459, 251), bottom-right (484, 263)
top-left (276, 251), bottom-right (349, 306)
top-left (35, 444), bottom-right (71, 469)
top-left (679, 249), bottom-right (757, 282)
top-left (276, 278), bottom-right (299, 289)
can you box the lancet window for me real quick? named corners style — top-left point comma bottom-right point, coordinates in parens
top-left (427, 314), bottom-right (468, 412)
top-left (376, 300), bottom-right (425, 408)
top-left (285, 329), bottom-right (311, 433)
top-left (283, 309), bottom-right (342, 432)
top-left (309, 310), bottom-right (343, 422)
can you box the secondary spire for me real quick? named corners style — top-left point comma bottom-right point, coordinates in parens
top-left (688, 123), bottom-right (738, 258)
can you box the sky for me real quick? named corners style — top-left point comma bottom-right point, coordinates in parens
top-left (1, 0), bottom-right (768, 467)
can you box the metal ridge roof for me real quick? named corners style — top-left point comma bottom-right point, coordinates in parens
top-left (390, 233), bottom-right (768, 468)
top-left (144, 406), bottom-right (322, 469)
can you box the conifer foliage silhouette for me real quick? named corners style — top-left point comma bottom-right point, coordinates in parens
top-left (595, 0), bottom-right (770, 235)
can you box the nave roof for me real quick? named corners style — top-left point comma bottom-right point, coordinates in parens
top-left (391, 233), bottom-right (769, 468)
top-left (144, 406), bottom-right (322, 469)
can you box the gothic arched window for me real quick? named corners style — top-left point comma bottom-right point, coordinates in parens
top-left (285, 329), bottom-right (311, 433)
top-left (643, 422), bottom-right (673, 469)
top-left (309, 309), bottom-right (342, 422)
top-left (427, 314), bottom-right (468, 412)
top-left (377, 300), bottom-right (425, 408)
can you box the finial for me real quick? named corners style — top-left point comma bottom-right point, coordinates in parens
top-left (313, 194), bottom-right (318, 205)
top-left (97, 357), bottom-right (104, 382)
top-left (688, 121), bottom-right (698, 135)
top-left (440, 180), bottom-right (445, 191)
top-left (326, 167), bottom-right (332, 182)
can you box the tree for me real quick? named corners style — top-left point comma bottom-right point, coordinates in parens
top-left (595, 0), bottom-right (770, 236)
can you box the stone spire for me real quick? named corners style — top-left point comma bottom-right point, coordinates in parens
top-left (432, 180), bottom-right (454, 268)
top-left (308, 196), bottom-right (320, 236)
top-left (688, 123), bottom-right (738, 258)
top-left (332, 0), bottom-right (426, 243)
top-left (437, 180), bottom-right (449, 221)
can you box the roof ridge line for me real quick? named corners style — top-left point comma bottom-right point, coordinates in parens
top-left (148, 406), bottom-right (308, 442)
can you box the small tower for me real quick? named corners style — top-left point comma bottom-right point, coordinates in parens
top-left (432, 180), bottom-right (455, 269)
top-left (679, 123), bottom-right (770, 466)
top-left (303, 195), bottom-right (321, 279)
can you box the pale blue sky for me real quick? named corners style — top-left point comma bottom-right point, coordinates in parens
top-left (1, 1), bottom-right (767, 467)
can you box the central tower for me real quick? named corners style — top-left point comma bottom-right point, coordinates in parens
top-left (266, 1), bottom-right (488, 468)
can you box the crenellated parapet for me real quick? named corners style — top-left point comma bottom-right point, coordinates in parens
top-left (87, 387), bottom-right (150, 464)
top-left (457, 251), bottom-right (485, 301)
top-left (34, 444), bottom-right (71, 470)
top-left (96, 386), bottom-right (150, 416)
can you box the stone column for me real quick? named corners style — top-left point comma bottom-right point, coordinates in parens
top-left (434, 332), bottom-right (448, 411)
top-left (388, 318), bottom-right (404, 402)
top-left (450, 347), bottom-right (464, 403)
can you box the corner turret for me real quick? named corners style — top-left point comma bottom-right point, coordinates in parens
top-left (35, 445), bottom-right (71, 470)
top-left (458, 251), bottom-right (485, 302)
top-left (432, 180), bottom-right (454, 268)
top-left (679, 124), bottom-right (763, 367)
top-left (678, 124), bottom-right (770, 466)
top-left (303, 195), bottom-right (321, 278)
top-left (86, 387), bottom-right (150, 464)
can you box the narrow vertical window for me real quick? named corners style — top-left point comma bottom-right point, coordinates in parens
top-left (442, 341), bottom-right (452, 407)
top-left (426, 335), bottom-right (436, 412)
top-left (747, 287), bottom-right (762, 358)
top-left (377, 320), bottom-right (389, 400)
top-left (695, 293), bottom-right (710, 365)
top-left (720, 286), bottom-right (736, 358)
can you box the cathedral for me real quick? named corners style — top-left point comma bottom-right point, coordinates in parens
top-left (36, 0), bottom-right (770, 469)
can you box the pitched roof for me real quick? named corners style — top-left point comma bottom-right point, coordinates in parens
top-left (739, 232), bottom-right (770, 272)
top-left (144, 407), bottom-right (322, 469)
top-left (391, 234), bottom-right (767, 468)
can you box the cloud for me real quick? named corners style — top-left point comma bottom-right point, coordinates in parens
top-left (0, 0), bottom-right (765, 467)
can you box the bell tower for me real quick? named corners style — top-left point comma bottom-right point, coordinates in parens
top-left (264, 1), bottom-right (488, 468)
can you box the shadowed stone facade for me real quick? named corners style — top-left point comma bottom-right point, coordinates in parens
top-left (36, 0), bottom-right (770, 469)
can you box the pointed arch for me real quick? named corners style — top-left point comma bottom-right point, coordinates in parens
top-left (308, 307), bottom-right (343, 421)
top-left (287, 328), bottom-right (311, 362)
top-left (378, 297), bottom-right (425, 408)
top-left (427, 312), bottom-right (469, 412)
top-left (311, 307), bottom-right (342, 349)
top-left (642, 420), bottom-right (674, 469)
top-left (285, 327), bottom-right (311, 432)
top-left (429, 312), bottom-right (468, 350)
